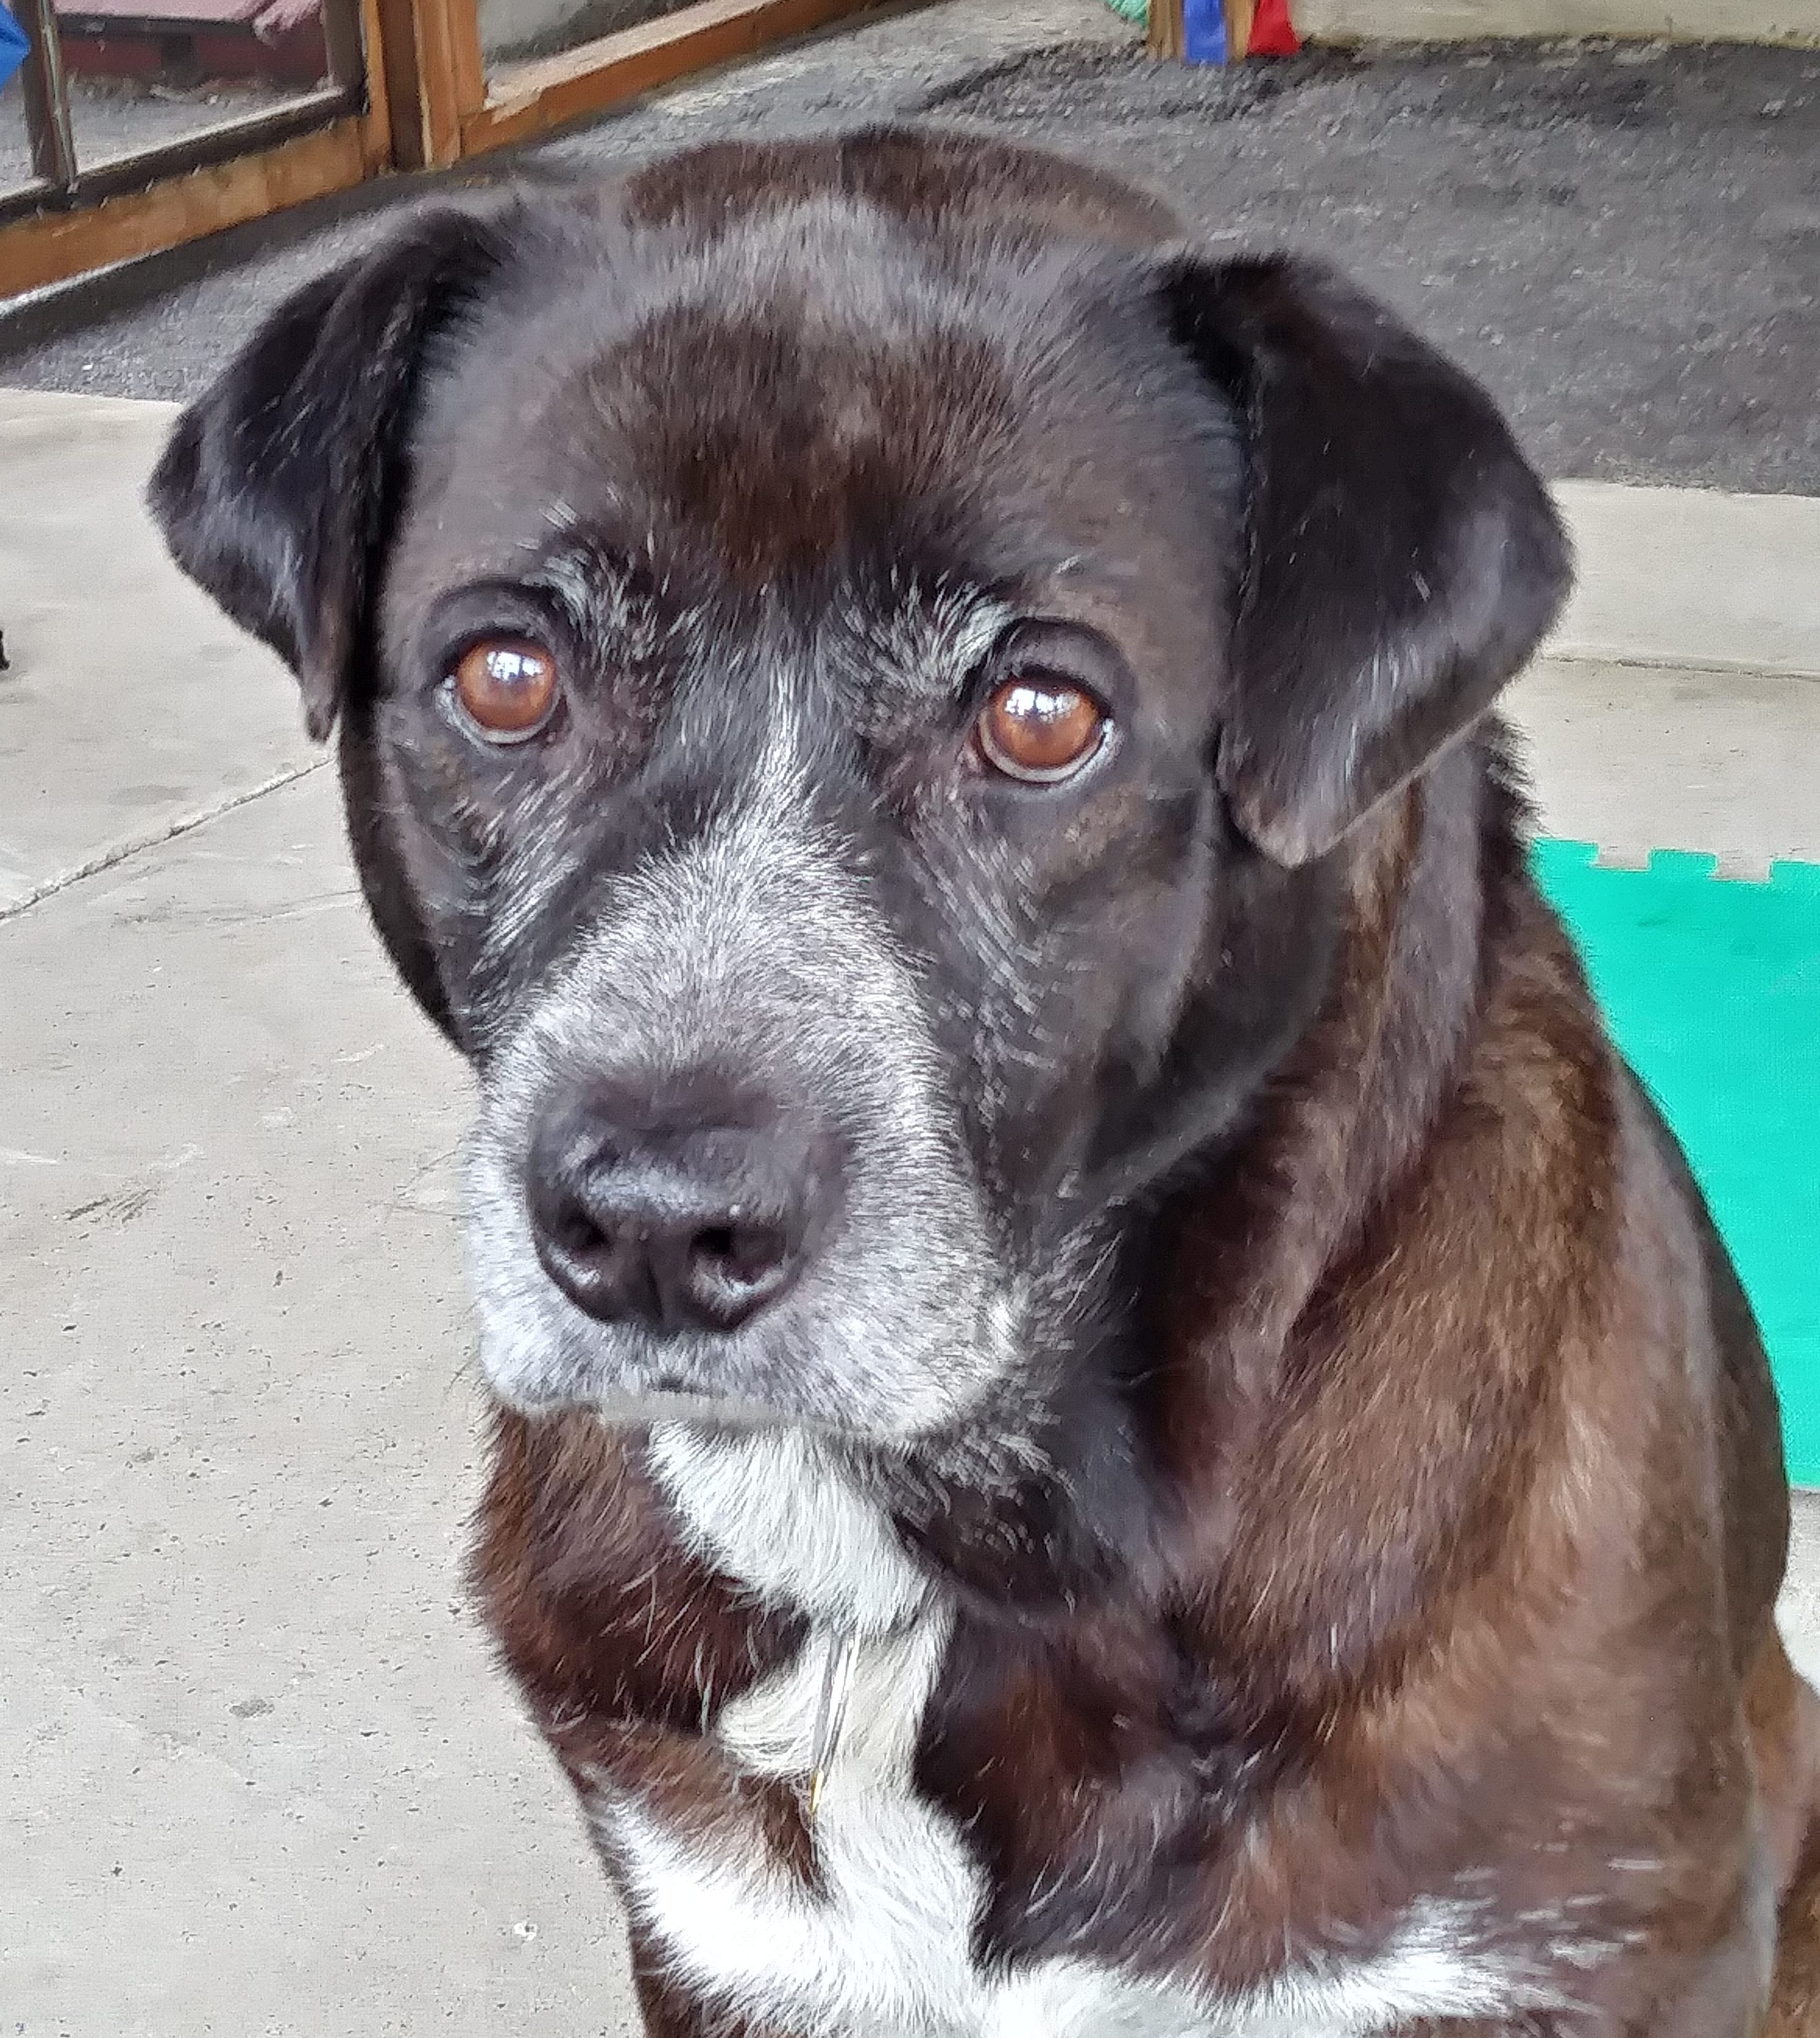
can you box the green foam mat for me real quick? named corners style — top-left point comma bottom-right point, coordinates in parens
top-left (1533, 844), bottom-right (1820, 1486)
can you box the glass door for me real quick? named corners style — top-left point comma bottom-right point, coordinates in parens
top-left (1, 0), bottom-right (383, 294)
top-left (1, 0), bottom-right (872, 296)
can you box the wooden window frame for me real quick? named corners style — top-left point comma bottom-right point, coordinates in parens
top-left (1, 0), bottom-right (875, 298)
top-left (1, 0), bottom-right (391, 294)
top-left (388, 0), bottom-right (877, 167)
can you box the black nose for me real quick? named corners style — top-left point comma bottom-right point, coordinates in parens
top-left (526, 1086), bottom-right (826, 1333)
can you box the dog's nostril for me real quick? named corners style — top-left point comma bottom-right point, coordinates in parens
top-left (549, 1204), bottom-right (612, 1258)
top-left (687, 1221), bottom-right (792, 1306)
top-left (525, 1092), bottom-right (826, 1336)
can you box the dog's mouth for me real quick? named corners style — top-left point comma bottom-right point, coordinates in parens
top-left (466, 1205), bottom-right (1020, 1439)
top-left (587, 1378), bottom-right (841, 1433)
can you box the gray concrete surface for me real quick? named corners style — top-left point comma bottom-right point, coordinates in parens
top-left (913, 33), bottom-right (1820, 492)
top-left (1, 395), bottom-right (638, 2034)
top-left (0, 390), bottom-right (315, 915)
top-left (480, 0), bottom-right (698, 65)
top-left (1506, 480), bottom-right (1820, 873)
top-left (1512, 655), bottom-right (1820, 874)
top-left (1299, 0), bottom-right (1820, 42)
top-left (1545, 483), bottom-right (1820, 680)
top-left (2, 179), bottom-right (1819, 2038)
top-left (2, 772), bottom-right (638, 2038)
top-left (2, 1), bottom-right (1817, 495)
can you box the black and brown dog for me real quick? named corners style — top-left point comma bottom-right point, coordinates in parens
top-left (151, 128), bottom-right (1820, 2036)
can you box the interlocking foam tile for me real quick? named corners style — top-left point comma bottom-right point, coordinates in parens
top-left (1533, 843), bottom-right (1820, 1486)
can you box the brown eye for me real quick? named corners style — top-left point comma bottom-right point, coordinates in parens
top-left (450, 638), bottom-right (558, 741)
top-left (977, 675), bottom-right (1107, 783)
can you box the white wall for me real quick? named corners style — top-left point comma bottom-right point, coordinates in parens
top-left (1298, 0), bottom-right (1819, 42)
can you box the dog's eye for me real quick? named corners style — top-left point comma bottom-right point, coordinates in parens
top-left (977, 676), bottom-right (1107, 784)
top-left (449, 638), bottom-right (560, 742)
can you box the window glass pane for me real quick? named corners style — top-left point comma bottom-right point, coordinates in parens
top-left (57, 0), bottom-right (332, 176)
top-left (483, 0), bottom-right (690, 77)
top-left (1, 7), bottom-right (41, 203)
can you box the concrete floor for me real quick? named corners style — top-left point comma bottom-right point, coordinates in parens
top-left (1, 392), bottom-right (636, 2035)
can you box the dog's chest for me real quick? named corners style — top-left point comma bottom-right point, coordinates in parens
top-left (602, 1615), bottom-right (1212, 2037)
top-left (617, 1429), bottom-right (1537, 2038)
top-left (602, 1614), bottom-right (1541, 2038)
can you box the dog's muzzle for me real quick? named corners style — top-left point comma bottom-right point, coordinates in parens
top-left (461, 743), bottom-right (1023, 1440)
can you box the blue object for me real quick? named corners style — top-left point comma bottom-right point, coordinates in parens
top-left (0, 4), bottom-right (29, 92)
top-left (1182, 0), bottom-right (1228, 61)
top-left (0, 3), bottom-right (29, 92)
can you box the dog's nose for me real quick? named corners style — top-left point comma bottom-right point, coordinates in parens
top-left (526, 1088), bottom-right (822, 1333)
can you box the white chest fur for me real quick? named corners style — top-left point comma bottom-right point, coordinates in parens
top-left (620, 1426), bottom-right (1543, 2038)
top-left (600, 1611), bottom-right (1215, 2037)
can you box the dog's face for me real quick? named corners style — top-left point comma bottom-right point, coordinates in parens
top-left (150, 134), bottom-right (1567, 1452)
top-left (369, 205), bottom-right (1264, 1441)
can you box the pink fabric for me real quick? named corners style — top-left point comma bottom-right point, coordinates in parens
top-left (252, 0), bottom-right (319, 31)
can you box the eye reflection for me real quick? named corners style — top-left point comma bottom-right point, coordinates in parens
top-left (977, 676), bottom-right (1107, 783)
top-left (450, 639), bottom-right (560, 742)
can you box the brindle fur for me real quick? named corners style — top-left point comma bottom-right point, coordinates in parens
top-left (149, 127), bottom-right (1820, 2036)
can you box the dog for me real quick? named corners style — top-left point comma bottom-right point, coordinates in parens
top-left (150, 127), bottom-right (1820, 2036)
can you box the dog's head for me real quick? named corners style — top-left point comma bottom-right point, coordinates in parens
top-left (150, 131), bottom-right (1567, 1450)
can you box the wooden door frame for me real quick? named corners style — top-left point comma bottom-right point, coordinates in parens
top-left (0, 0), bottom-right (394, 296)
top-left (386, 0), bottom-right (874, 169)
top-left (1, 0), bottom-right (877, 298)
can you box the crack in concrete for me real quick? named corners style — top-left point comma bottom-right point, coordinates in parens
top-left (0, 758), bottom-right (330, 927)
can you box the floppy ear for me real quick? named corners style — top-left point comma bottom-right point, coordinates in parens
top-left (1163, 255), bottom-right (1571, 867)
top-left (147, 208), bottom-right (508, 740)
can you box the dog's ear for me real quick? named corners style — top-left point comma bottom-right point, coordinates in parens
top-left (1163, 254), bottom-right (1570, 867)
top-left (148, 208), bottom-right (507, 740)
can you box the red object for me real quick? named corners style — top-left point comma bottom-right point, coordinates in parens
top-left (1246, 0), bottom-right (1300, 54)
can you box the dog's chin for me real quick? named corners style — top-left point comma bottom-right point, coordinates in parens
top-left (592, 1384), bottom-right (818, 1432)
top-left (473, 1309), bottom-right (889, 1439)
top-left (482, 1355), bottom-right (848, 1435)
